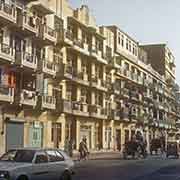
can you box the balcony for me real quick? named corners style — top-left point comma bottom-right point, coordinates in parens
top-left (20, 89), bottom-right (37, 107)
top-left (60, 99), bottom-right (73, 114)
top-left (15, 52), bottom-right (38, 70)
top-left (73, 39), bottom-right (90, 56)
top-left (18, 13), bottom-right (38, 35)
top-left (120, 109), bottom-right (129, 121)
top-left (0, 85), bottom-right (14, 103)
top-left (73, 71), bottom-right (90, 86)
top-left (0, 1), bottom-right (16, 26)
top-left (0, 43), bottom-right (15, 63)
top-left (123, 69), bottom-right (131, 79)
top-left (137, 76), bottom-right (143, 85)
top-left (110, 109), bottom-right (121, 121)
top-left (111, 82), bottom-right (121, 95)
top-left (64, 29), bottom-right (74, 45)
top-left (121, 88), bottom-right (129, 98)
top-left (131, 73), bottom-right (138, 82)
top-left (39, 25), bottom-right (57, 45)
top-left (90, 105), bottom-right (108, 119)
top-left (130, 91), bottom-right (140, 101)
top-left (72, 102), bottom-right (89, 117)
top-left (42, 95), bottom-right (56, 110)
top-left (90, 45), bottom-right (107, 64)
top-left (41, 59), bottom-right (56, 77)
top-left (91, 76), bottom-right (108, 91)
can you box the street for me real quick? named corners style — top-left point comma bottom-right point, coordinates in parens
top-left (74, 156), bottom-right (180, 180)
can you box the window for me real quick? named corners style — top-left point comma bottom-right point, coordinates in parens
top-left (46, 150), bottom-right (64, 162)
top-left (46, 150), bottom-right (57, 162)
top-left (129, 40), bottom-right (131, 52)
top-left (35, 154), bottom-right (48, 164)
top-left (14, 150), bottom-right (35, 163)
top-left (121, 35), bottom-right (124, 47)
top-left (126, 39), bottom-right (129, 50)
top-left (118, 32), bottom-right (121, 45)
top-left (55, 151), bottom-right (64, 161)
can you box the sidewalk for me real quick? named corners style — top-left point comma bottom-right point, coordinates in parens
top-left (72, 150), bottom-right (121, 161)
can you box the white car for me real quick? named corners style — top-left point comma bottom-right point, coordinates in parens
top-left (0, 148), bottom-right (75, 180)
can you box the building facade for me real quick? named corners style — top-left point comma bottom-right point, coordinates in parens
top-left (0, 0), bottom-right (179, 154)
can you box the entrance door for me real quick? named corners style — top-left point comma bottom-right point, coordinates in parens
top-left (116, 129), bottom-right (121, 151)
top-left (6, 122), bottom-right (24, 151)
top-left (80, 126), bottom-right (91, 149)
top-left (125, 130), bottom-right (129, 144)
top-left (52, 123), bottom-right (62, 148)
top-left (105, 128), bottom-right (112, 149)
top-left (29, 124), bottom-right (43, 148)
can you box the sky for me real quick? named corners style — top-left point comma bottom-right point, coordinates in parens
top-left (69, 0), bottom-right (180, 83)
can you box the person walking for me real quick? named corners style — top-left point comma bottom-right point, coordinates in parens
top-left (79, 137), bottom-right (89, 161)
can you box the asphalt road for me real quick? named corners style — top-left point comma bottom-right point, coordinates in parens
top-left (73, 156), bottom-right (180, 180)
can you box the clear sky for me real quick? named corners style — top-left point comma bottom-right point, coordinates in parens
top-left (69, 0), bottom-right (180, 83)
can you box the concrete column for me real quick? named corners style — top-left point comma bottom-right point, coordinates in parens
top-left (91, 62), bottom-right (96, 75)
top-left (102, 120), bottom-right (106, 149)
top-left (0, 108), bottom-right (5, 155)
top-left (91, 91), bottom-right (95, 105)
top-left (120, 123), bottom-right (124, 154)
top-left (92, 36), bottom-right (96, 46)
top-left (102, 66), bottom-right (106, 81)
top-left (77, 27), bottom-right (82, 40)
top-left (91, 123), bottom-right (95, 150)
top-left (24, 122), bottom-right (30, 148)
top-left (61, 80), bottom-right (66, 99)
top-left (110, 120), bottom-right (115, 150)
top-left (60, 115), bottom-right (66, 149)
top-left (77, 87), bottom-right (81, 101)
top-left (43, 121), bottom-right (52, 148)
top-left (77, 55), bottom-right (82, 72)
top-left (76, 119), bottom-right (80, 150)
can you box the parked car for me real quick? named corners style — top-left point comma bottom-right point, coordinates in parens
top-left (166, 141), bottom-right (179, 158)
top-left (0, 148), bottom-right (75, 180)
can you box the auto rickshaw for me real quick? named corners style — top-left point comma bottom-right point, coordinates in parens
top-left (166, 140), bottom-right (179, 158)
top-left (123, 140), bottom-right (147, 159)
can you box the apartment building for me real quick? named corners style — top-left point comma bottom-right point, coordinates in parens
top-left (0, 0), bottom-right (179, 154)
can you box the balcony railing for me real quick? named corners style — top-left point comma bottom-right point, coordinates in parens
top-left (0, 85), bottom-right (14, 103)
top-left (42, 59), bottom-right (56, 76)
top-left (0, 43), bottom-right (15, 63)
top-left (130, 91), bottom-right (140, 101)
top-left (39, 25), bottom-right (57, 44)
top-left (21, 14), bottom-right (38, 34)
top-left (90, 105), bottom-right (108, 119)
top-left (61, 99), bottom-right (73, 114)
top-left (42, 95), bottom-right (56, 110)
top-left (16, 52), bottom-right (37, 70)
top-left (72, 102), bottom-right (89, 116)
top-left (64, 29), bottom-right (74, 45)
top-left (0, 1), bottom-right (16, 24)
top-left (73, 39), bottom-right (90, 55)
top-left (121, 88), bottom-right (129, 98)
top-left (20, 89), bottom-right (37, 107)
top-left (111, 83), bottom-right (121, 94)
top-left (64, 64), bottom-right (73, 79)
top-left (91, 76), bottom-right (108, 91)
top-left (73, 71), bottom-right (90, 86)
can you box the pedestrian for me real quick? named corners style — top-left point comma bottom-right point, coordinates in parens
top-left (68, 138), bottom-right (74, 158)
top-left (79, 137), bottom-right (89, 161)
top-left (64, 137), bottom-right (69, 155)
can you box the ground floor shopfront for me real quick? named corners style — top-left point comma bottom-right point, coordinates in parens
top-left (0, 109), bottom-right (178, 155)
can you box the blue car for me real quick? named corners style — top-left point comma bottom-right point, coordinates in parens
top-left (0, 148), bottom-right (75, 180)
